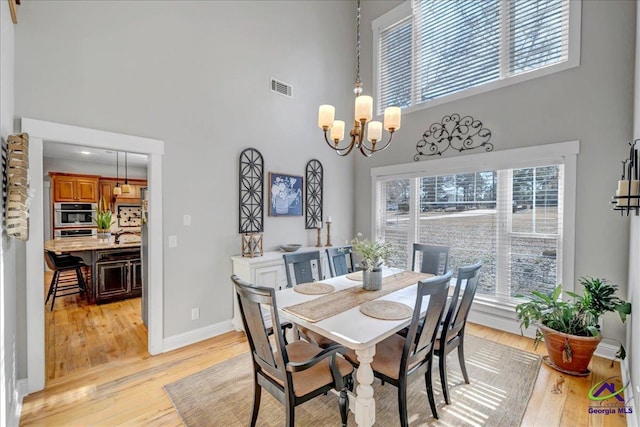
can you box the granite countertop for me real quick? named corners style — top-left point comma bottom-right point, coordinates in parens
top-left (44, 235), bottom-right (141, 253)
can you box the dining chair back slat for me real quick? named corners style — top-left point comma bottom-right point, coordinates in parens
top-left (325, 246), bottom-right (355, 277)
top-left (403, 270), bottom-right (453, 377)
top-left (283, 251), bottom-right (322, 287)
top-left (437, 260), bottom-right (483, 405)
top-left (233, 276), bottom-right (285, 379)
top-left (411, 243), bottom-right (449, 275)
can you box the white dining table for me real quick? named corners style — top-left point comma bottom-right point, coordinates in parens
top-left (276, 267), bottom-right (431, 427)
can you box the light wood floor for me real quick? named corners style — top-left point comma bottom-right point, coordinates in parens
top-left (44, 271), bottom-right (149, 380)
top-left (23, 281), bottom-right (627, 426)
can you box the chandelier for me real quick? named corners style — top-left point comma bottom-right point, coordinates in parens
top-left (317, 0), bottom-right (401, 157)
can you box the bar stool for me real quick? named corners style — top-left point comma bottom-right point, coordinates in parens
top-left (44, 251), bottom-right (88, 311)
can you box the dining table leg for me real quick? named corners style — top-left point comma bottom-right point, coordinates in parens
top-left (354, 346), bottom-right (376, 427)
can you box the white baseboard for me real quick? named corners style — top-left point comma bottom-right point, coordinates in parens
top-left (162, 320), bottom-right (235, 353)
top-left (620, 358), bottom-right (638, 427)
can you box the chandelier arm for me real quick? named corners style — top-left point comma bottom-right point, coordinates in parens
top-left (360, 132), bottom-right (394, 154)
top-left (336, 135), bottom-right (359, 156)
top-left (323, 129), bottom-right (356, 152)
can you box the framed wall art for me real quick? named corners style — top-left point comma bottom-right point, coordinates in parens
top-left (268, 172), bottom-right (303, 216)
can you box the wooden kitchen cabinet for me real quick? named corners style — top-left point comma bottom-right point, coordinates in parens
top-left (50, 173), bottom-right (99, 202)
top-left (99, 178), bottom-right (147, 203)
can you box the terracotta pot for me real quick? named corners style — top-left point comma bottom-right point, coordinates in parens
top-left (539, 324), bottom-right (602, 374)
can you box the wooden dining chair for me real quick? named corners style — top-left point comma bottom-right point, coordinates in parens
top-left (325, 246), bottom-right (355, 277)
top-left (345, 270), bottom-right (453, 425)
top-left (282, 251), bottom-right (323, 287)
top-left (411, 243), bottom-right (449, 275)
top-left (435, 261), bottom-right (483, 405)
top-left (282, 251), bottom-right (334, 348)
top-left (232, 275), bottom-right (353, 427)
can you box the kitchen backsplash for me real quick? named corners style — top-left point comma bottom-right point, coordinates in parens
top-left (117, 204), bottom-right (142, 227)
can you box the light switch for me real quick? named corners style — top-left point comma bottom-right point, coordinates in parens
top-left (183, 214), bottom-right (191, 226)
top-left (168, 235), bottom-right (178, 248)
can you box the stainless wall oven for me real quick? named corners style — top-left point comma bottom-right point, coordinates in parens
top-left (54, 202), bottom-right (97, 228)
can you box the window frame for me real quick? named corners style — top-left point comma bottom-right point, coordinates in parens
top-left (372, 0), bottom-right (582, 116)
top-left (370, 141), bottom-right (579, 329)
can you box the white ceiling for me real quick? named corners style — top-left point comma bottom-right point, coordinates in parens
top-left (43, 141), bottom-right (148, 167)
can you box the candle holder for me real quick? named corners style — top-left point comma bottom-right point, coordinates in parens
top-left (611, 139), bottom-right (640, 216)
top-left (315, 227), bottom-right (323, 247)
top-left (325, 221), bottom-right (332, 247)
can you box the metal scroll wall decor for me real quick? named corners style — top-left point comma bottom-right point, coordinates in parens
top-left (238, 148), bottom-right (264, 257)
top-left (305, 159), bottom-right (323, 230)
top-left (414, 113), bottom-right (493, 161)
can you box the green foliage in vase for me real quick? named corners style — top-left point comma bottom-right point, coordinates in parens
top-left (351, 233), bottom-right (393, 272)
top-left (94, 197), bottom-right (114, 230)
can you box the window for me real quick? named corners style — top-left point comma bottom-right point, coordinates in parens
top-left (373, 0), bottom-right (580, 114)
top-left (372, 142), bottom-right (578, 308)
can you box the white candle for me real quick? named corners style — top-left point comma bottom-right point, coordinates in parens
top-left (327, 216), bottom-right (332, 223)
top-left (318, 105), bottom-right (335, 129)
top-left (355, 96), bottom-right (373, 122)
top-left (384, 106), bottom-right (401, 131)
top-left (330, 120), bottom-right (345, 142)
top-left (367, 121), bottom-right (382, 142)
top-left (616, 180), bottom-right (640, 206)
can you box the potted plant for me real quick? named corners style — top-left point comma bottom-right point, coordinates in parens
top-left (515, 277), bottom-right (631, 375)
top-left (94, 197), bottom-right (114, 238)
top-left (351, 233), bottom-right (393, 291)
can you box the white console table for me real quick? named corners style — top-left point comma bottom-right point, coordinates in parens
top-left (230, 247), bottom-right (330, 331)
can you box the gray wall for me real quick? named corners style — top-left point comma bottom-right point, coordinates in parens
top-left (355, 0), bottom-right (635, 345)
top-left (15, 1), bottom-right (356, 339)
top-left (1, 0), bottom-right (21, 425)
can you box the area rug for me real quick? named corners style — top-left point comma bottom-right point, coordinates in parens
top-left (164, 335), bottom-right (541, 426)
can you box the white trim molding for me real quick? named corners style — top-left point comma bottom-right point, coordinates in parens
top-left (163, 321), bottom-right (235, 353)
top-left (21, 118), bottom-right (164, 394)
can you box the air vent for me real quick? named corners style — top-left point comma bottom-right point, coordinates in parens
top-left (271, 78), bottom-right (293, 98)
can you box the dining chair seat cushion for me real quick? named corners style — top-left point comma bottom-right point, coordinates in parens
top-left (299, 326), bottom-right (336, 348)
top-left (345, 334), bottom-right (419, 381)
top-left (268, 340), bottom-right (353, 397)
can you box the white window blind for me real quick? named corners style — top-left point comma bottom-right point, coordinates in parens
top-left (374, 0), bottom-right (576, 113)
top-left (375, 164), bottom-right (563, 303)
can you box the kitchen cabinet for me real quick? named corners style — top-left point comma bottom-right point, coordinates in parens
top-left (94, 249), bottom-right (142, 303)
top-left (230, 248), bottom-right (329, 331)
top-left (99, 178), bottom-right (147, 203)
top-left (50, 173), bottom-right (99, 202)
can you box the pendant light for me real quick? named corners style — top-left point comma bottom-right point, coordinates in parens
top-left (317, 0), bottom-right (400, 157)
top-left (113, 151), bottom-right (122, 196)
top-left (122, 152), bottom-right (132, 193)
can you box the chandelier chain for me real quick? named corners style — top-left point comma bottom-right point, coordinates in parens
top-left (355, 0), bottom-right (361, 87)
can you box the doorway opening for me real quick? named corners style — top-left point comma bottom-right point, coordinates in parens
top-left (43, 142), bottom-right (150, 379)
top-left (23, 118), bottom-right (164, 393)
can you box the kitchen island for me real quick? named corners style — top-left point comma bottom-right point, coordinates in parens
top-left (45, 235), bottom-right (142, 304)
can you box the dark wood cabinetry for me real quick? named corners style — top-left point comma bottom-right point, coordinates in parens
top-left (94, 249), bottom-right (142, 304)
